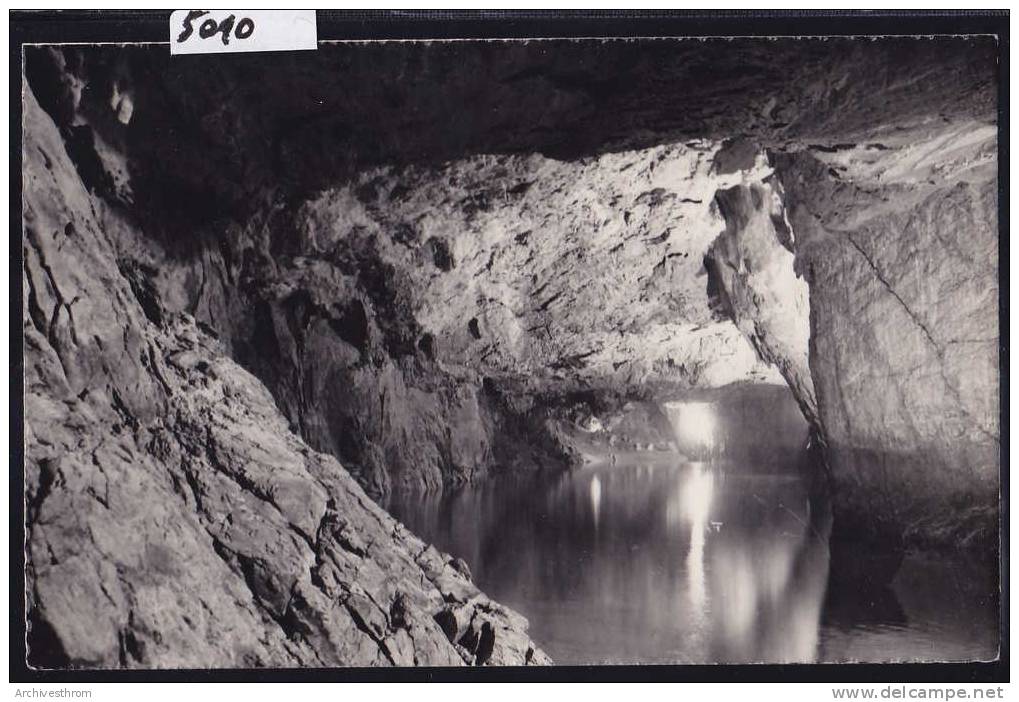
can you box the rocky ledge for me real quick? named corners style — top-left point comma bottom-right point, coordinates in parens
top-left (24, 87), bottom-right (547, 668)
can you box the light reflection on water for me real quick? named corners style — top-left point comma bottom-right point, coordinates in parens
top-left (389, 460), bottom-right (827, 663)
top-left (682, 465), bottom-right (712, 614)
top-left (386, 388), bottom-right (998, 664)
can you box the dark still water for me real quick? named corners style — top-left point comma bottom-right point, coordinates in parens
top-left (387, 386), bottom-right (998, 664)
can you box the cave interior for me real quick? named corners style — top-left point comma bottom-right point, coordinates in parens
top-left (21, 36), bottom-right (1001, 667)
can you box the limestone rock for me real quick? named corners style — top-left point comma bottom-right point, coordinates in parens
top-left (707, 130), bottom-right (999, 554)
top-left (707, 177), bottom-right (819, 429)
top-left (777, 143), bottom-right (999, 553)
top-left (23, 86), bottom-right (546, 669)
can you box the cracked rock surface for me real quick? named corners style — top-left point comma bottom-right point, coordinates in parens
top-left (708, 127), bottom-right (999, 552)
top-left (295, 144), bottom-right (785, 388)
top-left (24, 87), bottom-right (548, 668)
top-left (776, 138), bottom-right (1000, 552)
top-left (27, 44), bottom-right (788, 497)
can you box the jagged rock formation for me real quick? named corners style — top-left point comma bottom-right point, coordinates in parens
top-left (775, 129), bottom-right (1000, 551)
top-left (27, 45), bottom-right (790, 498)
top-left (707, 125), bottom-right (999, 552)
top-left (299, 145), bottom-right (780, 388)
top-left (22, 34), bottom-right (1001, 668)
top-left (705, 151), bottom-right (819, 430)
top-left (24, 88), bottom-right (547, 668)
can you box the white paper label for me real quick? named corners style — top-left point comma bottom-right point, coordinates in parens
top-left (170, 10), bottom-right (317, 55)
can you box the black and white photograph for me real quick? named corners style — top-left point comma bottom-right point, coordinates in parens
top-left (11, 10), bottom-right (1007, 684)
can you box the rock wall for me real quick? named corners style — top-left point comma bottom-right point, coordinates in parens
top-left (22, 31), bottom-right (1001, 623)
top-left (705, 148), bottom-right (819, 430)
top-left (23, 87), bottom-right (547, 668)
top-left (776, 131), bottom-right (1000, 553)
top-left (294, 144), bottom-right (782, 389)
top-left (139, 141), bottom-right (784, 496)
top-left (27, 45), bottom-right (791, 497)
top-left (708, 127), bottom-right (999, 553)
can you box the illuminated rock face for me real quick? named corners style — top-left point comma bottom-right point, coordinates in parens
top-left (776, 139), bottom-right (1000, 553)
top-left (23, 87), bottom-right (549, 669)
top-left (707, 132), bottom-right (1000, 553)
top-left (294, 144), bottom-right (782, 390)
top-left (707, 172), bottom-right (819, 430)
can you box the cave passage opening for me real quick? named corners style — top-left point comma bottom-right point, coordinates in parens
top-left (387, 375), bottom-right (996, 665)
top-left (387, 382), bottom-right (830, 664)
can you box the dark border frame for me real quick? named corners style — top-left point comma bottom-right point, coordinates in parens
top-left (8, 9), bottom-right (1010, 684)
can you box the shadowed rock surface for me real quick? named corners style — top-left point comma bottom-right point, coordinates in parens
top-left (24, 88), bottom-right (547, 668)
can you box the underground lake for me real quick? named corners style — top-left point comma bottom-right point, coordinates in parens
top-left (387, 385), bottom-right (999, 664)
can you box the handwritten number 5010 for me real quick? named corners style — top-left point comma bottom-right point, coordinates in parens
top-left (176, 10), bottom-right (255, 46)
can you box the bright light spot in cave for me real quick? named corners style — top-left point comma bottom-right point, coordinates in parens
top-left (681, 465), bottom-right (715, 610)
top-left (665, 401), bottom-right (717, 452)
top-left (681, 463), bottom-right (715, 526)
top-left (590, 474), bottom-right (602, 529)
